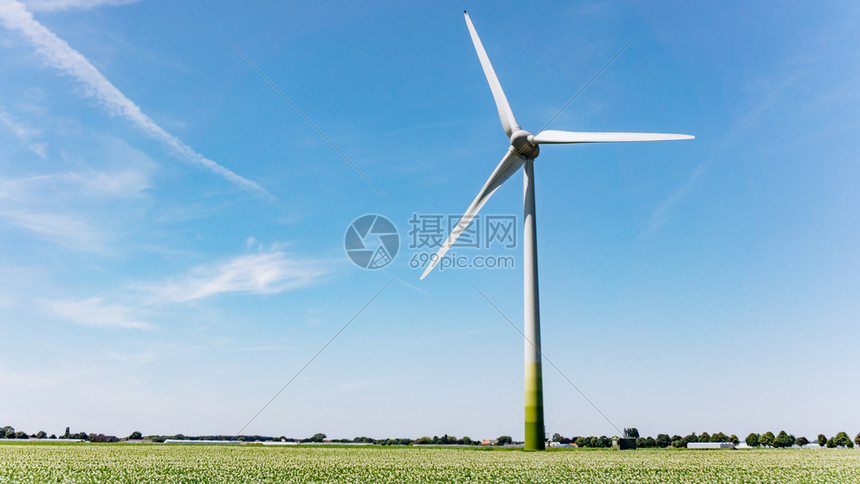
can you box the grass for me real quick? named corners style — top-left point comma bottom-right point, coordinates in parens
top-left (1, 443), bottom-right (858, 483)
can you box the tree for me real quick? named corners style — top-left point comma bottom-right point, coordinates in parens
top-left (834, 432), bottom-right (853, 448)
top-left (759, 431), bottom-right (775, 447)
top-left (462, 436), bottom-right (472, 445)
top-left (826, 437), bottom-right (836, 448)
top-left (818, 434), bottom-right (827, 446)
top-left (36, 431), bottom-right (47, 439)
top-left (497, 436), bottom-right (512, 446)
top-left (414, 436), bottom-right (431, 445)
top-left (745, 433), bottom-right (760, 447)
top-left (1, 426), bottom-right (13, 439)
top-left (795, 436), bottom-right (809, 447)
top-left (855, 433), bottom-right (860, 448)
top-left (773, 431), bottom-right (794, 448)
top-left (656, 434), bottom-right (670, 448)
top-left (699, 432), bottom-right (711, 443)
top-left (624, 428), bottom-right (639, 438)
top-left (574, 437), bottom-right (587, 448)
top-left (711, 432), bottom-right (728, 443)
top-left (128, 431), bottom-right (142, 440)
top-left (304, 433), bottom-right (326, 443)
top-left (551, 433), bottom-right (563, 443)
top-left (14, 431), bottom-right (28, 439)
top-left (730, 434), bottom-right (739, 445)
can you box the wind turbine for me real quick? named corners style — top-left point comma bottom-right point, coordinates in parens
top-left (420, 12), bottom-right (694, 451)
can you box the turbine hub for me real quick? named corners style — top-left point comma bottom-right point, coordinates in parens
top-left (510, 129), bottom-right (539, 159)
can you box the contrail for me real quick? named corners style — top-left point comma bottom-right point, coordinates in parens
top-left (0, 0), bottom-right (272, 199)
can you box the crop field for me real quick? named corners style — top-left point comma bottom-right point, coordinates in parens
top-left (0, 443), bottom-right (858, 483)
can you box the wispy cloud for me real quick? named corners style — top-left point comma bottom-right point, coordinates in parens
top-left (45, 245), bottom-right (327, 329)
top-left (0, 0), bottom-right (271, 198)
top-left (640, 163), bottom-right (707, 238)
top-left (0, 208), bottom-right (108, 251)
top-left (142, 248), bottom-right (327, 304)
top-left (47, 297), bottom-right (152, 329)
top-left (0, 106), bottom-right (47, 158)
top-left (24, 0), bottom-right (141, 12)
top-left (0, 165), bottom-right (152, 201)
top-left (0, 142), bottom-right (153, 251)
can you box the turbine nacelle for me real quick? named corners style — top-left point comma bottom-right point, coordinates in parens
top-left (510, 129), bottom-right (539, 159)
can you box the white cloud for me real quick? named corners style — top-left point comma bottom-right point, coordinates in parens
top-left (24, 0), bottom-right (141, 12)
top-left (48, 297), bottom-right (152, 329)
top-left (0, 0), bottom-right (271, 198)
top-left (40, 244), bottom-right (327, 329)
top-left (142, 249), bottom-right (327, 304)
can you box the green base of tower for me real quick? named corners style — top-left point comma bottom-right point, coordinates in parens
top-left (524, 361), bottom-right (545, 450)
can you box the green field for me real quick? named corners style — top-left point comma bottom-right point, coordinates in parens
top-left (1, 444), bottom-right (858, 483)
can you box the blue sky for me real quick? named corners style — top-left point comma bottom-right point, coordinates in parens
top-left (0, 0), bottom-right (858, 441)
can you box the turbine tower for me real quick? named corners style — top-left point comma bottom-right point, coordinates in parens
top-left (420, 12), bottom-right (694, 451)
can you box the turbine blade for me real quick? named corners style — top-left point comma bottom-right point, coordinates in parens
top-left (464, 11), bottom-right (519, 137)
top-left (532, 130), bottom-right (694, 144)
top-left (420, 147), bottom-right (525, 279)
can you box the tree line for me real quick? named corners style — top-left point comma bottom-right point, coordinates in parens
top-left (4, 424), bottom-right (859, 448)
top-left (745, 431), bottom-right (855, 449)
top-left (551, 428), bottom-right (859, 449)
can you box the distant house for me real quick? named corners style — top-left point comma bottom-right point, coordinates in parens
top-left (480, 439), bottom-right (498, 446)
top-left (687, 442), bottom-right (734, 449)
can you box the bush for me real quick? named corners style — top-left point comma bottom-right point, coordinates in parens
top-left (655, 434), bottom-right (670, 448)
